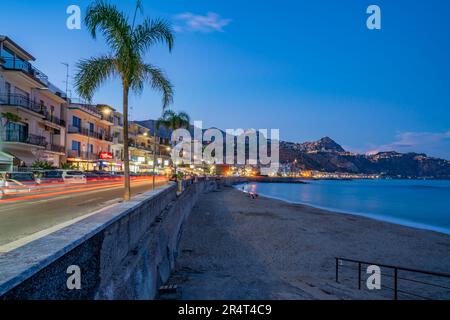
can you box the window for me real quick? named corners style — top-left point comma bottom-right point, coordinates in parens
top-left (71, 140), bottom-right (81, 153)
top-left (5, 122), bottom-right (28, 142)
top-left (14, 87), bottom-right (30, 102)
top-left (89, 144), bottom-right (94, 154)
top-left (72, 116), bottom-right (81, 129)
top-left (89, 122), bottom-right (94, 134)
top-left (5, 82), bottom-right (11, 104)
top-left (5, 82), bottom-right (11, 95)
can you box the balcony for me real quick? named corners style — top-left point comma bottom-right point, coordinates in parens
top-left (100, 114), bottom-right (114, 124)
top-left (0, 93), bottom-right (46, 116)
top-left (1, 131), bottom-right (47, 147)
top-left (113, 118), bottom-right (123, 127)
top-left (47, 144), bottom-right (65, 154)
top-left (1, 56), bottom-right (49, 85)
top-left (67, 150), bottom-right (99, 161)
top-left (113, 136), bottom-right (124, 145)
top-left (68, 125), bottom-right (113, 142)
top-left (128, 141), bottom-right (154, 153)
top-left (44, 113), bottom-right (65, 127)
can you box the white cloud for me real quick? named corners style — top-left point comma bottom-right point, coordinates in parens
top-left (174, 12), bottom-right (232, 33)
top-left (366, 131), bottom-right (450, 160)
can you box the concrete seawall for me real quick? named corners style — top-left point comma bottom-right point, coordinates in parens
top-left (0, 178), bottom-right (244, 300)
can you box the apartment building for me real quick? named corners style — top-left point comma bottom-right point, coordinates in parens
top-left (111, 110), bottom-right (124, 163)
top-left (0, 36), bottom-right (66, 170)
top-left (0, 36), bottom-right (175, 174)
top-left (65, 103), bottom-right (121, 171)
top-left (131, 120), bottom-right (173, 174)
top-left (128, 122), bottom-right (155, 172)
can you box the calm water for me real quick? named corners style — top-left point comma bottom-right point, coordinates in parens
top-left (236, 180), bottom-right (450, 235)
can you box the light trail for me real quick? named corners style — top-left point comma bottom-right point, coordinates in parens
top-left (0, 177), bottom-right (168, 204)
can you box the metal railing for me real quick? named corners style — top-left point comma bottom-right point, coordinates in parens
top-left (335, 257), bottom-right (450, 300)
top-left (44, 113), bottom-right (65, 127)
top-left (0, 93), bottom-right (46, 115)
top-left (67, 125), bottom-right (112, 142)
top-left (1, 131), bottom-right (47, 147)
top-left (1, 56), bottom-right (49, 85)
top-left (48, 144), bottom-right (65, 153)
top-left (66, 150), bottom-right (99, 160)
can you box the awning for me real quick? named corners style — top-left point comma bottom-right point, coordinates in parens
top-left (3, 149), bottom-right (38, 166)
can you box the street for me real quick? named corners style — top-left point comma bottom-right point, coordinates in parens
top-left (0, 178), bottom-right (168, 252)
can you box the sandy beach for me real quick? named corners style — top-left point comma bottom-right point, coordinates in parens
top-left (168, 185), bottom-right (450, 300)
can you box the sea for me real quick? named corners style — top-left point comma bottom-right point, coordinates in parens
top-left (235, 179), bottom-right (450, 235)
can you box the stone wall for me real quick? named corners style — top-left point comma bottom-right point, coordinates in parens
top-left (0, 178), bottom-right (244, 300)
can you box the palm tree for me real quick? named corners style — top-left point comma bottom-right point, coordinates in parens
top-left (154, 110), bottom-right (190, 183)
top-left (74, 0), bottom-right (174, 201)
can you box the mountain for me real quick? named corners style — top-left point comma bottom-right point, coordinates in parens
top-left (280, 138), bottom-right (450, 179)
top-left (281, 137), bottom-right (345, 154)
top-left (135, 119), bottom-right (450, 178)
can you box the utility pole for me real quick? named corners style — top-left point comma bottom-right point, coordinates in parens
top-left (61, 63), bottom-right (69, 99)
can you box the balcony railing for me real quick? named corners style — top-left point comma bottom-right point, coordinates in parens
top-left (0, 93), bottom-right (46, 115)
top-left (67, 150), bottom-right (99, 161)
top-left (1, 57), bottom-right (49, 85)
top-left (101, 114), bottom-right (114, 124)
top-left (128, 141), bottom-right (154, 153)
top-left (44, 113), bottom-right (65, 127)
top-left (113, 119), bottom-right (123, 127)
top-left (68, 125), bottom-right (113, 142)
top-left (1, 131), bottom-right (47, 147)
top-left (48, 144), bottom-right (65, 153)
top-left (113, 137), bottom-right (124, 144)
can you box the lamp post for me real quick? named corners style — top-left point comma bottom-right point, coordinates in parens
top-left (152, 129), bottom-right (157, 190)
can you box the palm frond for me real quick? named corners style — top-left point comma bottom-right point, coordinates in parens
top-left (133, 18), bottom-right (174, 54)
top-left (142, 64), bottom-right (174, 109)
top-left (74, 56), bottom-right (117, 101)
top-left (85, 0), bottom-right (131, 55)
top-left (177, 111), bottom-right (191, 129)
top-left (158, 110), bottom-right (190, 131)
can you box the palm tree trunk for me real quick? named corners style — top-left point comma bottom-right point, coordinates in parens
top-left (122, 85), bottom-right (131, 201)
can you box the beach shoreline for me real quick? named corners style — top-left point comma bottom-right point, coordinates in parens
top-left (234, 182), bottom-right (450, 236)
top-left (168, 185), bottom-right (450, 300)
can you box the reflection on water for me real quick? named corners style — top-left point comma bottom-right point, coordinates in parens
top-left (237, 180), bottom-right (450, 235)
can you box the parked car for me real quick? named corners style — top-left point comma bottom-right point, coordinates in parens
top-left (36, 170), bottom-right (65, 184)
top-left (93, 171), bottom-right (114, 179)
top-left (61, 170), bottom-right (87, 184)
top-left (84, 172), bottom-right (100, 180)
top-left (5, 172), bottom-right (38, 186)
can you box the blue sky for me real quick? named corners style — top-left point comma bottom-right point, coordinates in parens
top-left (1, 0), bottom-right (449, 158)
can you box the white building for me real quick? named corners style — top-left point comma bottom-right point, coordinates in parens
top-left (0, 36), bottom-right (66, 169)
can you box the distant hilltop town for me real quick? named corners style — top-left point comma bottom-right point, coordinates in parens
top-left (279, 137), bottom-right (450, 179)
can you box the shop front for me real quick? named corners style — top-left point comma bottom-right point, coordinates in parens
top-left (98, 152), bottom-right (123, 172)
top-left (66, 152), bottom-right (122, 172)
top-left (66, 157), bottom-right (98, 171)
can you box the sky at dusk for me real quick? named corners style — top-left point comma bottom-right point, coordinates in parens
top-left (1, 0), bottom-right (449, 159)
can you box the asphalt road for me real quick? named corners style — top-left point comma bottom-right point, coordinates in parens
top-left (0, 179), bottom-right (168, 251)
